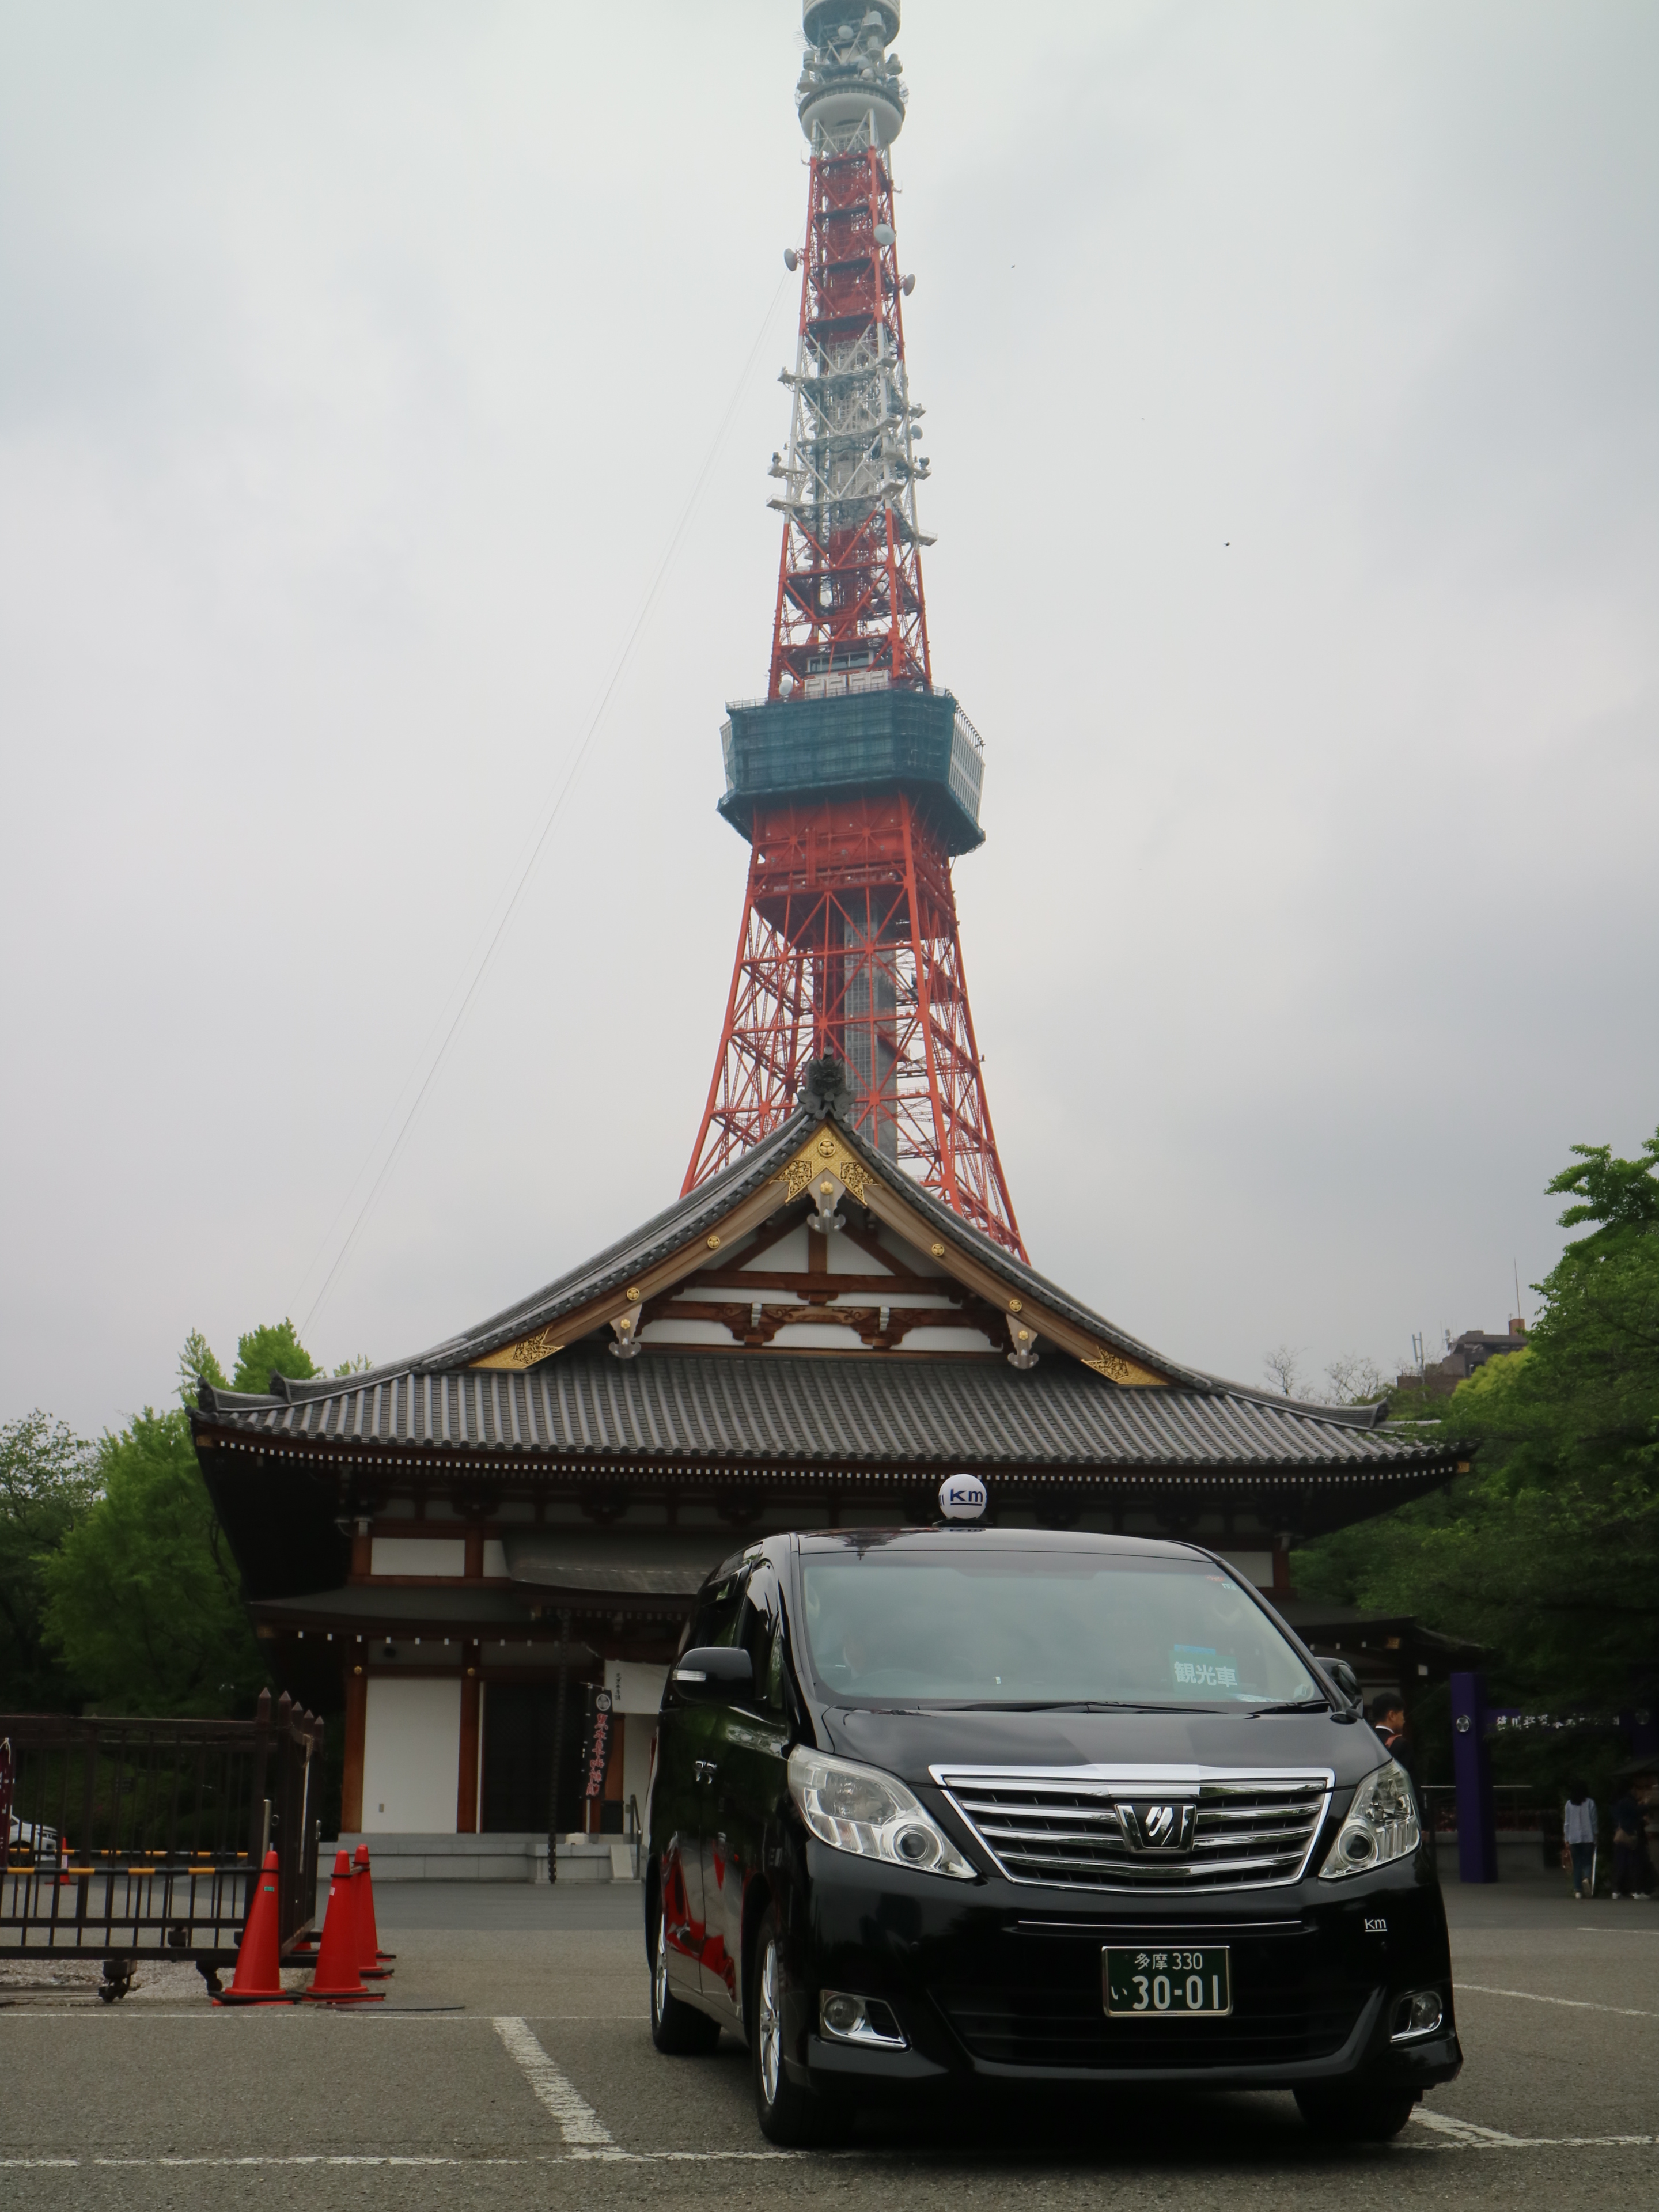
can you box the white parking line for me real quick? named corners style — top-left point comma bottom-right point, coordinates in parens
top-left (1459, 1983), bottom-right (1659, 2020)
top-left (483, 2017), bottom-right (795, 2162)
top-left (58, 2158), bottom-right (527, 2169)
top-left (493, 2016), bottom-right (620, 2154)
top-left (1412, 2111), bottom-right (1654, 2149)
top-left (0, 2156), bottom-right (798, 2169)
top-left (0, 2010), bottom-right (650, 2022)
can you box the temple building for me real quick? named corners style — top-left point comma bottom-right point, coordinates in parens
top-left (191, 1062), bottom-right (1467, 1874)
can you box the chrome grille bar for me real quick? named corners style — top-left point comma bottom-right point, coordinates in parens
top-left (935, 1766), bottom-right (1334, 1893)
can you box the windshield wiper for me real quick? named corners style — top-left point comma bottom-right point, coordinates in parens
top-left (1247, 1698), bottom-right (1332, 1715)
top-left (945, 1700), bottom-right (1210, 1714)
top-left (940, 1700), bottom-right (1081, 1712)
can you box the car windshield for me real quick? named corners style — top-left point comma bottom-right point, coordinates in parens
top-left (798, 1551), bottom-right (1321, 1709)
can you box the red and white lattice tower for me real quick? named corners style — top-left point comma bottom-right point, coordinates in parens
top-left (684, 0), bottom-right (1023, 1258)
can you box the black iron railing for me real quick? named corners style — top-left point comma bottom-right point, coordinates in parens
top-left (1419, 1783), bottom-right (1562, 1870)
top-left (0, 1691), bottom-right (322, 1997)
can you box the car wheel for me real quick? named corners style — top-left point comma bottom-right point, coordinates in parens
top-left (1294, 2082), bottom-right (1419, 2142)
top-left (649, 1893), bottom-right (721, 2055)
top-left (750, 1905), bottom-right (827, 2146)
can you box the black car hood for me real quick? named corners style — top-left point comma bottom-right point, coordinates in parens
top-left (814, 1702), bottom-right (1385, 1789)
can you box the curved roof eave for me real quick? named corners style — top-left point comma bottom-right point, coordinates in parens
top-left (189, 1093), bottom-right (1432, 1446)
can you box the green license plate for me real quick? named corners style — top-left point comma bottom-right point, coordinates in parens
top-left (1104, 1945), bottom-right (1232, 2017)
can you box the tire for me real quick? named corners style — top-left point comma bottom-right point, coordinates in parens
top-left (750, 1904), bottom-right (828, 2147)
top-left (649, 1892), bottom-right (721, 2055)
top-left (1294, 2082), bottom-right (1419, 2142)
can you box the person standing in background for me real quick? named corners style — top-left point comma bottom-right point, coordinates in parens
top-left (1369, 1696), bottom-right (1415, 1787)
top-left (1609, 1780), bottom-right (1647, 1899)
top-left (1564, 1783), bottom-right (1599, 1900)
top-left (1638, 1778), bottom-right (1658, 1897)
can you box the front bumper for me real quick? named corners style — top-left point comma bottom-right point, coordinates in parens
top-left (782, 1842), bottom-right (1463, 2095)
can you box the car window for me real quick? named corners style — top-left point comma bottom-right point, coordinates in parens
top-left (737, 1562), bottom-right (786, 1715)
top-left (690, 1568), bottom-right (748, 1651)
top-left (798, 1552), bottom-right (1320, 1709)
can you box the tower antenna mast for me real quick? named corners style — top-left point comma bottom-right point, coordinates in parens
top-left (683, 1), bottom-right (1023, 1257)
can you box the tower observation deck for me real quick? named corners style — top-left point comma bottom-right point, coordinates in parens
top-left (684, 0), bottom-right (1023, 1258)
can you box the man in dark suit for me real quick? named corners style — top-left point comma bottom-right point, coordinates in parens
top-left (1369, 1695), bottom-right (1415, 1786)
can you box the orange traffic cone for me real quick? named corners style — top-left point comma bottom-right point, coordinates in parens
top-left (214, 1850), bottom-right (294, 2006)
top-left (300, 1850), bottom-right (382, 2003)
top-left (353, 1845), bottom-right (395, 1977)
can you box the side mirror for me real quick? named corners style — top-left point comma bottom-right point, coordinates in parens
top-left (1313, 1654), bottom-right (1363, 1709)
top-left (672, 1646), bottom-right (754, 1700)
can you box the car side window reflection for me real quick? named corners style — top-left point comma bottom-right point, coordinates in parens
top-left (689, 1570), bottom-right (748, 1654)
top-left (739, 1565), bottom-right (786, 1715)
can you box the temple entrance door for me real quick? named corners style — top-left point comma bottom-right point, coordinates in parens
top-left (480, 1680), bottom-right (582, 1838)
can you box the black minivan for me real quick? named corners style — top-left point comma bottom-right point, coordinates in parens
top-left (645, 1527), bottom-right (1461, 2145)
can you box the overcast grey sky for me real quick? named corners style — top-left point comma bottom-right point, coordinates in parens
top-left (3, 0), bottom-right (1656, 1437)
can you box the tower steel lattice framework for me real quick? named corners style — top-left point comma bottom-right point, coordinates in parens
top-left (684, 0), bottom-right (1023, 1258)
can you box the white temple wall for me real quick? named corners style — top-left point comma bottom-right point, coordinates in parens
top-left (1216, 1551), bottom-right (1275, 1590)
top-left (371, 1536), bottom-right (465, 1577)
top-left (620, 1721), bottom-right (655, 1836)
top-left (361, 1676), bottom-right (461, 1833)
top-left (606, 1661), bottom-right (667, 1834)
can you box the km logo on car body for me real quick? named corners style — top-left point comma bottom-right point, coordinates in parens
top-left (1117, 1800), bottom-right (1198, 1851)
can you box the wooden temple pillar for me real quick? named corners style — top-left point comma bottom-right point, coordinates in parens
top-left (342, 1664), bottom-right (367, 1832)
top-left (457, 1641), bottom-right (482, 1832)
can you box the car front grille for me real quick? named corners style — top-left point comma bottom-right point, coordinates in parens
top-left (934, 1983), bottom-right (1366, 2070)
top-left (935, 1768), bottom-right (1333, 1892)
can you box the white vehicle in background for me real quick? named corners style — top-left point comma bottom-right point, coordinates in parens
top-left (6, 1812), bottom-right (61, 1863)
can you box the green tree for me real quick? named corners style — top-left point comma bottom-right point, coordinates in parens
top-left (230, 1320), bottom-right (319, 1395)
top-left (1548, 1127), bottom-right (1659, 1249)
top-left (1295, 1123), bottom-right (1659, 1713)
top-left (176, 1329), bottom-right (228, 1408)
top-left (0, 1412), bottom-right (99, 1710)
top-left (40, 1409), bottom-right (266, 1717)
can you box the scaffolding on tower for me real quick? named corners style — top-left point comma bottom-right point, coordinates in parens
top-left (685, 0), bottom-right (1024, 1259)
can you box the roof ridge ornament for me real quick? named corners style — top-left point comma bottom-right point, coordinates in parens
top-left (799, 1055), bottom-right (855, 1118)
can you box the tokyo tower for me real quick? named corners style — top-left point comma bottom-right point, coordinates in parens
top-left (684, 0), bottom-right (1023, 1259)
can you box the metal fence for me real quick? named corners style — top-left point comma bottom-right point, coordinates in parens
top-left (1419, 1783), bottom-right (1561, 1869)
top-left (0, 1691), bottom-right (323, 1998)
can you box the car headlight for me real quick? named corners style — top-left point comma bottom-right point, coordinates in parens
top-left (1320, 1759), bottom-right (1421, 1880)
top-left (787, 1748), bottom-right (976, 1880)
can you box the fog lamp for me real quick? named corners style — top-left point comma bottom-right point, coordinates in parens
top-left (1391, 1989), bottom-right (1445, 2041)
top-left (819, 1990), bottom-right (907, 2049)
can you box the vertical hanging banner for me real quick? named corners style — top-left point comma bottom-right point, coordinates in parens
top-left (580, 1690), bottom-right (614, 1803)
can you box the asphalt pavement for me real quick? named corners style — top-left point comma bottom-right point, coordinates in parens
top-left (3, 1869), bottom-right (1656, 2207)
